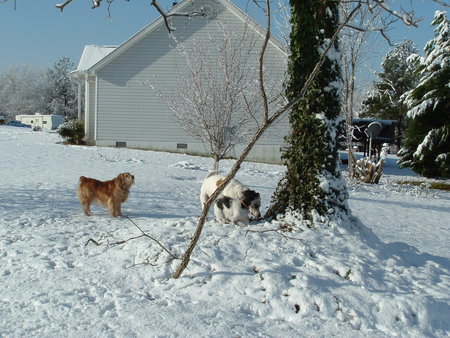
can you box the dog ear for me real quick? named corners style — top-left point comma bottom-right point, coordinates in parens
top-left (117, 173), bottom-right (127, 189)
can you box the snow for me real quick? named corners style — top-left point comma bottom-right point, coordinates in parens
top-left (73, 45), bottom-right (117, 73)
top-left (1, 126), bottom-right (449, 337)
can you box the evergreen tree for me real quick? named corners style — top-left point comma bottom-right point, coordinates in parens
top-left (361, 40), bottom-right (419, 148)
top-left (398, 11), bottom-right (450, 179)
top-left (266, 0), bottom-right (348, 221)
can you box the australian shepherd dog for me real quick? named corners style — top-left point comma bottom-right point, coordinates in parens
top-left (200, 174), bottom-right (261, 222)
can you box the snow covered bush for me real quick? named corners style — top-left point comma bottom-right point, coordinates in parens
top-left (351, 144), bottom-right (388, 184)
top-left (398, 11), bottom-right (450, 179)
top-left (58, 119), bottom-right (85, 145)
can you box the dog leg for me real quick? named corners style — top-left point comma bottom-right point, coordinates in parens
top-left (107, 199), bottom-right (118, 217)
top-left (217, 212), bottom-right (227, 224)
top-left (214, 202), bottom-right (226, 224)
top-left (116, 204), bottom-right (122, 217)
top-left (82, 202), bottom-right (92, 216)
top-left (200, 194), bottom-right (209, 210)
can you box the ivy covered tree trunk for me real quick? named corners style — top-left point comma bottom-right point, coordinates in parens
top-left (266, 0), bottom-right (348, 221)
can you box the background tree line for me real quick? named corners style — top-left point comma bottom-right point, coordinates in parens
top-left (0, 57), bottom-right (78, 121)
top-left (360, 11), bottom-right (449, 178)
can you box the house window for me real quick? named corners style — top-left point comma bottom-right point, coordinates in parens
top-left (43, 121), bottom-right (47, 124)
top-left (177, 143), bottom-right (188, 149)
top-left (116, 141), bottom-right (127, 147)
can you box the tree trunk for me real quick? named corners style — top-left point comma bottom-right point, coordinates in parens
top-left (266, 0), bottom-right (349, 220)
top-left (212, 155), bottom-right (220, 172)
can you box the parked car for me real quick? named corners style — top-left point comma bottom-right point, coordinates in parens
top-left (7, 120), bottom-right (31, 128)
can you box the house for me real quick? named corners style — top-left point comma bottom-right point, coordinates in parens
top-left (15, 114), bottom-right (65, 131)
top-left (71, 0), bottom-right (289, 163)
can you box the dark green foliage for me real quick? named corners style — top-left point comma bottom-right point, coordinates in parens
top-left (58, 119), bottom-right (85, 145)
top-left (266, 0), bottom-right (347, 220)
top-left (398, 12), bottom-right (450, 178)
top-left (361, 40), bottom-right (419, 148)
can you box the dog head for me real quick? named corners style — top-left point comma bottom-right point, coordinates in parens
top-left (117, 172), bottom-right (135, 190)
top-left (241, 190), bottom-right (261, 218)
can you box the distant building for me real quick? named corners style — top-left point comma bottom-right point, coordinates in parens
top-left (350, 119), bottom-right (397, 156)
top-left (15, 114), bottom-right (65, 131)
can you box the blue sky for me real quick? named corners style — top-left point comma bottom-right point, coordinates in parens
top-left (0, 0), bottom-right (448, 80)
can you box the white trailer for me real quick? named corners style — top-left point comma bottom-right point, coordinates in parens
top-left (15, 114), bottom-right (65, 131)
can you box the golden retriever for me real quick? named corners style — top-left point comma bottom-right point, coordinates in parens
top-left (77, 172), bottom-right (134, 217)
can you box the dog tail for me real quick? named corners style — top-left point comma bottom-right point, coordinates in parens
top-left (206, 171), bottom-right (221, 179)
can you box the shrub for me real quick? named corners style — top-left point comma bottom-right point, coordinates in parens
top-left (58, 119), bottom-right (85, 145)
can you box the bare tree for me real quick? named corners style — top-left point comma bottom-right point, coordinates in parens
top-left (149, 21), bottom-right (283, 171)
top-left (340, 3), bottom-right (384, 178)
top-left (272, 0), bottom-right (291, 48)
top-left (0, 66), bottom-right (47, 120)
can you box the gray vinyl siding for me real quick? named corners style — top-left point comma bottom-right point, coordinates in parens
top-left (93, 0), bottom-right (288, 162)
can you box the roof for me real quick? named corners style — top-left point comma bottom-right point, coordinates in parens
top-left (72, 0), bottom-right (287, 75)
top-left (352, 119), bottom-right (397, 125)
top-left (71, 45), bottom-right (116, 77)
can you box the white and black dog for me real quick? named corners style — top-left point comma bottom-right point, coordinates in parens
top-left (200, 174), bottom-right (261, 219)
top-left (214, 195), bottom-right (249, 225)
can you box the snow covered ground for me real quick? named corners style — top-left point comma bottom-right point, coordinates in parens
top-left (1, 126), bottom-right (449, 337)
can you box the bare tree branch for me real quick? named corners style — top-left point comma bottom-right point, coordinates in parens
top-left (258, 0), bottom-right (271, 121)
top-left (84, 216), bottom-right (179, 260)
top-left (55, 0), bottom-right (73, 11)
top-left (124, 216), bottom-right (179, 259)
top-left (150, 0), bottom-right (207, 32)
top-left (431, 0), bottom-right (450, 7)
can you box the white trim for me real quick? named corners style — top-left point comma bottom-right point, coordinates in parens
top-left (94, 76), bottom-right (98, 142)
top-left (77, 81), bottom-right (82, 120)
top-left (84, 74), bottom-right (90, 141)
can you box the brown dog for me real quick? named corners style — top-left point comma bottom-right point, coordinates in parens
top-left (77, 172), bottom-right (135, 217)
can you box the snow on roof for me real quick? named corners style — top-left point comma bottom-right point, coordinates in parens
top-left (74, 45), bottom-right (117, 72)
